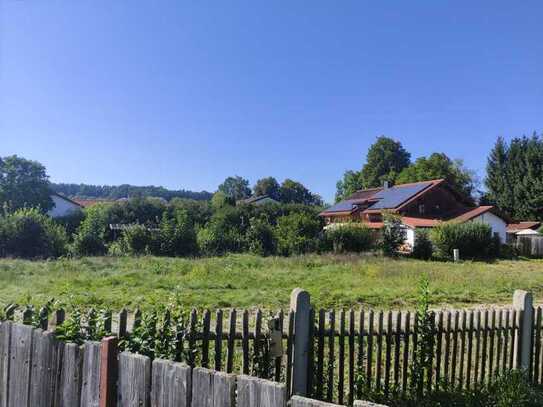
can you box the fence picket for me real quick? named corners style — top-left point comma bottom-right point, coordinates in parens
top-left (327, 310), bottom-right (335, 402)
top-left (435, 312), bottom-right (443, 389)
top-left (338, 309), bottom-right (345, 405)
top-left (444, 312), bottom-right (452, 386)
top-left (242, 310), bottom-right (250, 375)
top-left (384, 311), bottom-right (392, 397)
top-left (226, 310), bottom-right (236, 373)
top-left (215, 310), bottom-right (223, 371)
top-left (393, 311), bottom-right (401, 391)
top-left (401, 312), bottom-right (410, 395)
top-left (488, 310), bottom-right (496, 384)
top-left (348, 309), bottom-right (355, 406)
top-left (316, 309), bottom-right (325, 400)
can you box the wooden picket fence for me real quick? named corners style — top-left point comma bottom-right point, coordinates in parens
top-left (1, 289), bottom-right (542, 406)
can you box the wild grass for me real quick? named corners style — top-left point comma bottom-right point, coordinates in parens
top-left (0, 254), bottom-right (542, 311)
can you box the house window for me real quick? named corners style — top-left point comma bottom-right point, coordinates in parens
top-left (418, 204), bottom-right (425, 215)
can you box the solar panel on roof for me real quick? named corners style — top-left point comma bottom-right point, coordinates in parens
top-left (323, 200), bottom-right (356, 213)
top-left (369, 182), bottom-right (432, 209)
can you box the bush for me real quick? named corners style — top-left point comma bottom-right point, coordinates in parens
top-left (274, 212), bottom-right (322, 256)
top-left (118, 224), bottom-right (159, 255)
top-left (246, 216), bottom-right (277, 256)
top-left (381, 212), bottom-right (406, 256)
top-left (54, 210), bottom-right (85, 237)
top-left (430, 222), bottom-right (495, 260)
top-left (325, 224), bottom-right (374, 253)
top-left (72, 205), bottom-right (109, 256)
top-left (0, 208), bottom-right (68, 259)
top-left (412, 229), bottom-right (433, 260)
top-left (158, 208), bottom-right (198, 256)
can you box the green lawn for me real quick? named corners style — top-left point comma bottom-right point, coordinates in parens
top-left (1, 254), bottom-right (542, 311)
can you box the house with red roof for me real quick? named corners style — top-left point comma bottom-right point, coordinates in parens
top-left (319, 179), bottom-right (509, 249)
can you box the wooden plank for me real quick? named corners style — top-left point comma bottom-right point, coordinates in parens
top-left (8, 323), bottom-right (33, 407)
top-left (338, 309), bottom-right (345, 405)
top-left (384, 311), bottom-right (392, 397)
top-left (435, 311), bottom-right (443, 389)
top-left (459, 310), bottom-right (467, 389)
top-left (118, 352), bottom-right (151, 407)
top-left (503, 309), bottom-right (510, 372)
top-left (226, 310), bottom-right (236, 373)
top-left (30, 330), bottom-right (61, 407)
top-left (451, 311), bottom-right (459, 387)
top-left (117, 309), bottom-right (128, 338)
top-left (316, 309), bottom-right (325, 400)
top-left (214, 310), bottom-right (223, 371)
top-left (327, 310), bottom-right (335, 402)
top-left (188, 310), bottom-right (198, 367)
top-left (212, 371), bottom-right (236, 407)
top-left (38, 307), bottom-right (49, 330)
top-left (99, 336), bottom-right (118, 407)
top-left (254, 309), bottom-right (263, 376)
top-left (151, 359), bottom-right (191, 407)
top-left (426, 312), bottom-right (435, 393)
top-left (488, 309), bottom-right (496, 385)
top-left (366, 310), bottom-right (374, 392)
top-left (480, 310), bottom-right (488, 386)
top-left (80, 341), bottom-right (101, 407)
top-left (410, 314), bottom-right (418, 391)
top-left (348, 309), bottom-right (355, 406)
top-left (242, 310), bottom-right (250, 375)
top-left (0, 321), bottom-right (12, 407)
top-left (237, 375), bottom-right (286, 407)
top-left (444, 312), bottom-right (452, 386)
top-left (466, 310), bottom-right (474, 389)
top-left (290, 395), bottom-right (343, 406)
top-left (202, 310), bottom-right (211, 369)
top-left (375, 311), bottom-right (383, 391)
top-left (57, 342), bottom-right (83, 407)
top-left (535, 307), bottom-right (543, 384)
top-left (393, 311), bottom-right (401, 391)
top-left (509, 310), bottom-right (516, 370)
top-left (273, 310), bottom-right (284, 382)
top-left (495, 310), bottom-right (503, 378)
top-left (286, 311), bottom-right (294, 398)
top-left (357, 309), bottom-right (365, 400)
top-left (192, 367), bottom-right (213, 407)
top-left (307, 308), bottom-right (315, 395)
top-left (401, 312), bottom-right (410, 395)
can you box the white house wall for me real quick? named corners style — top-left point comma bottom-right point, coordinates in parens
top-left (471, 212), bottom-right (507, 243)
top-left (47, 195), bottom-right (81, 218)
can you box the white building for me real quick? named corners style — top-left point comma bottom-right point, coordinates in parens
top-left (47, 193), bottom-right (83, 218)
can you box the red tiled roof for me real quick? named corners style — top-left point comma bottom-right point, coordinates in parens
top-left (507, 221), bottom-right (541, 232)
top-left (451, 206), bottom-right (493, 222)
top-left (401, 217), bottom-right (441, 228)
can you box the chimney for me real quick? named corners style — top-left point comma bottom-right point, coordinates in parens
top-left (383, 180), bottom-right (389, 189)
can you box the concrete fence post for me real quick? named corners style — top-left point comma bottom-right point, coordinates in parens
top-left (290, 288), bottom-right (311, 397)
top-left (513, 290), bottom-right (534, 370)
top-left (453, 249), bottom-right (460, 262)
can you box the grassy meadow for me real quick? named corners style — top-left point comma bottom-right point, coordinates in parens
top-left (1, 254), bottom-right (543, 311)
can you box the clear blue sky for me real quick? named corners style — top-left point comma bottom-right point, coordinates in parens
top-left (1, 1), bottom-right (542, 203)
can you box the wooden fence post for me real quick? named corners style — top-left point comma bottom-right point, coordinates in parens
top-left (513, 290), bottom-right (534, 371)
top-left (99, 336), bottom-right (118, 407)
top-left (290, 288), bottom-right (311, 397)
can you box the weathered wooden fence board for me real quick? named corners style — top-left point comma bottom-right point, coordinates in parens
top-left (30, 330), bottom-right (61, 407)
top-left (0, 321), bottom-right (12, 407)
top-left (289, 395), bottom-right (342, 406)
top-left (118, 352), bottom-right (152, 407)
top-left (80, 341), bottom-right (101, 407)
top-left (192, 367), bottom-right (214, 407)
top-left (237, 374), bottom-right (286, 407)
top-left (212, 371), bottom-right (236, 407)
top-left (58, 342), bottom-right (83, 407)
top-left (8, 323), bottom-right (33, 407)
top-left (151, 359), bottom-right (191, 407)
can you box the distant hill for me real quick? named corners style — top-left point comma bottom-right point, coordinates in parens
top-left (51, 183), bottom-right (213, 201)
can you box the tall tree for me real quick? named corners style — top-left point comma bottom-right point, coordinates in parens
top-left (217, 176), bottom-right (251, 201)
top-left (253, 177), bottom-right (281, 201)
top-left (396, 153), bottom-right (476, 199)
top-left (279, 179), bottom-right (323, 206)
top-left (485, 137), bottom-right (511, 210)
top-left (335, 170), bottom-right (364, 202)
top-left (360, 136), bottom-right (411, 188)
top-left (0, 155), bottom-right (53, 212)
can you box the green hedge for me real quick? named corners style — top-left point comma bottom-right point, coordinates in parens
top-left (325, 224), bottom-right (375, 253)
top-left (430, 222), bottom-right (497, 260)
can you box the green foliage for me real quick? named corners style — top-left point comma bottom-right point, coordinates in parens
top-left (412, 229), bottom-right (433, 260)
top-left (211, 191), bottom-right (235, 210)
top-left (324, 224), bottom-right (374, 253)
top-left (0, 207), bottom-right (68, 259)
top-left (274, 212), bottom-right (322, 256)
top-left (396, 152), bottom-right (476, 200)
top-left (54, 308), bottom-right (111, 344)
top-left (381, 212), bottom-right (406, 256)
top-left (51, 182), bottom-right (212, 201)
top-left (485, 133), bottom-right (543, 221)
top-left (360, 136), bottom-right (411, 188)
top-left (218, 175), bottom-right (251, 201)
top-left (246, 216), bottom-right (277, 256)
top-left (158, 208), bottom-right (198, 257)
top-left (197, 207), bottom-right (248, 255)
top-left (72, 204), bottom-right (109, 256)
top-left (430, 222), bottom-right (495, 260)
top-left (0, 155), bottom-right (53, 212)
top-left (54, 210), bottom-right (85, 238)
top-left (117, 224), bottom-right (159, 255)
top-left (253, 177), bottom-right (281, 201)
top-left (279, 179), bottom-right (323, 206)
top-left (335, 170), bottom-right (364, 202)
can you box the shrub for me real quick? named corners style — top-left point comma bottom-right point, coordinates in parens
top-left (325, 224), bottom-right (374, 253)
top-left (158, 208), bottom-right (198, 256)
top-left (54, 210), bottom-right (85, 237)
top-left (381, 212), bottom-right (406, 256)
top-left (430, 222), bottom-right (495, 260)
top-left (118, 224), bottom-right (159, 255)
top-left (0, 208), bottom-right (68, 259)
top-left (246, 216), bottom-right (277, 256)
top-left (274, 212), bottom-right (322, 256)
top-left (412, 229), bottom-right (433, 260)
top-left (72, 204), bottom-right (109, 256)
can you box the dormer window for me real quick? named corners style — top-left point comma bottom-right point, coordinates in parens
top-left (418, 204), bottom-right (425, 215)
